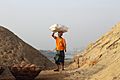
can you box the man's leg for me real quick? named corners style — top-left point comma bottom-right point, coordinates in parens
top-left (54, 63), bottom-right (60, 71)
top-left (62, 62), bottom-right (64, 70)
top-left (57, 64), bottom-right (60, 70)
top-left (60, 50), bottom-right (65, 70)
top-left (54, 51), bottom-right (60, 71)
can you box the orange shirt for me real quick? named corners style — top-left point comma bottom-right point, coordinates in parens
top-left (55, 37), bottom-right (66, 50)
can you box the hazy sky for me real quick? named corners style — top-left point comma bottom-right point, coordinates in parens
top-left (0, 0), bottom-right (120, 51)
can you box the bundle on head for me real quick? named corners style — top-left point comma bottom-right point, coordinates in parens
top-left (49, 24), bottom-right (69, 33)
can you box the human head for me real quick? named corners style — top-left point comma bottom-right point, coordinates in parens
top-left (58, 31), bottom-right (63, 37)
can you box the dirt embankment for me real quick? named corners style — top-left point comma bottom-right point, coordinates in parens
top-left (0, 26), bottom-right (55, 79)
top-left (68, 23), bottom-right (120, 80)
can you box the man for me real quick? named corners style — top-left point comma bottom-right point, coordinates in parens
top-left (52, 31), bottom-right (66, 71)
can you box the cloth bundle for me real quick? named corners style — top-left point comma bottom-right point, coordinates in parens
top-left (49, 24), bottom-right (69, 33)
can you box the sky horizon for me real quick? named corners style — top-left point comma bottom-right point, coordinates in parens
top-left (0, 0), bottom-right (120, 51)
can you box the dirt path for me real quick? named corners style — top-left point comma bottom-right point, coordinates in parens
top-left (37, 70), bottom-right (70, 80)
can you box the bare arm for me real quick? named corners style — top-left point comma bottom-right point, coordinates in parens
top-left (52, 32), bottom-right (57, 39)
top-left (65, 44), bottom-right (67, 52)
top-left (63, 39), bottom-right (67, 52)
top-left (65, 47), bottom-right (67, 52)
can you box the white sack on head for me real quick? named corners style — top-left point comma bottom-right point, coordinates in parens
top-left (49, 24), bottom-right (59, 32)
top-left (59, 25), bottom-right (69, 32)
top-left (49, 24), bottom-right (68, 33)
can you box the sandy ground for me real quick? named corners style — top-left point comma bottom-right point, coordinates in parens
top-left (37, 69), bottom-right (70, 80)
top-left (37, 61), bottom-right (72, 80)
